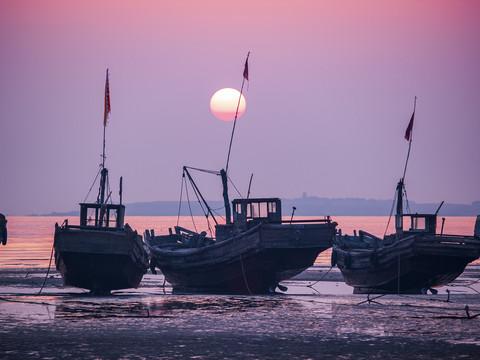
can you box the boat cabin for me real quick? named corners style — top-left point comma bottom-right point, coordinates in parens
top-left (79, 203), bottom-right (125, 229)
top-left (232, 198), bottom-right (282, 226)
top-left (396, 213), bottom-right (437, 236)
top-left (215, 198), bottom-right (282, 241)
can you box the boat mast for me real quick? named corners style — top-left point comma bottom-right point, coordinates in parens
top-left (223, 53), bottom-right (250, 225)
top-left (98, 69), bottom-right (111, 206)
top-left (395, 97), bottom-right (416, 234)
top-left (401, 96), bottom-right (416, 185)
top-left (221, 169), bottom-right (231, 224)
top-left (225, 52), bottom-right (250, 175)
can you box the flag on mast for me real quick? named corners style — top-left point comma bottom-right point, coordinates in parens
top-left (104, 69), bottom-right (111, 126)
top-left (243, 55), bottom-right (249, 81)
top-left (404, 111), bottom-right (414, 141)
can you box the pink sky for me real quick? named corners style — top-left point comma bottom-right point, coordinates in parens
top-left (1, 0), bottom-right (479, 215)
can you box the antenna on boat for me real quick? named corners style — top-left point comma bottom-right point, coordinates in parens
top-left (225, 52), bottom-right (250, 175)
top-left (119, 176), bottom-right (123, 205)
top-left (435, 201), bottom-right (444, 215)
top-left (246, 173), bottom-right (254, 200)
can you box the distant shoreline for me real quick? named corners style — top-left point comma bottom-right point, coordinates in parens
top-left (24, 197), bottom-right (480, 217)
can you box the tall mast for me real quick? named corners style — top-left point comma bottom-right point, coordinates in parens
top-left (98, 69), bottom-right (111, 205)
top-left (225, 52), bottom-right (250, 175)
top-left (395, 97), bottom-right (416, 235)
top-left (223, 53), bottom-right (250, 224)
top-left (220, 169), bottom-right (231, 224)
top-left (402, 96), bottom-right (416, 184)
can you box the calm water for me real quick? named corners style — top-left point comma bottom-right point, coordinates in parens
top-left (1, 215), bottom-right (477, 268)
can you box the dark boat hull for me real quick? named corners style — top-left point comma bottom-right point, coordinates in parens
top-left (333, 234), bottom-right (480, 294)
top-left (54, 225), bottom-right (149, 292)
top-left (147, 222), bottom-right (337, 294)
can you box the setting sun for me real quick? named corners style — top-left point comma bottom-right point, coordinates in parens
top-left (210, 88), bottom-right (246, 121)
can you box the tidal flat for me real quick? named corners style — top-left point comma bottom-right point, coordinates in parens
top-left (1, 265), bottom-right (479, 359)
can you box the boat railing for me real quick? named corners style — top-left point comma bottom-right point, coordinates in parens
top-left (416, 234), bottom-right (479, 244)
top-left (61, 223), bottom-right (125, 231)
top-left (278, 218), bottom-right (332, 224)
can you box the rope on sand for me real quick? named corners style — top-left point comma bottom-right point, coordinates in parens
top-left (304, 266), bottom-right (334, 294)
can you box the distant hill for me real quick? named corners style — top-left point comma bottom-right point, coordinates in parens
top-left (35, 197), bottom-right (480, 217)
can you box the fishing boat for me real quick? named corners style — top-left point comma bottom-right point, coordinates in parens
top-left (144, 54), bottom-right (337, 294)
top-left (54, 70), bottom-right (149, 294)
top-left (332, 100), bottom-right (480, 294)
top-left (333, 179), bottom-right (480, 294)
top-left (145, 168), bottom-right (337, 294)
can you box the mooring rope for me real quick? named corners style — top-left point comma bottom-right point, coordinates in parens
top-left (238, 252), bottom-right (252, 295)
top-left (306, 265), bottom-right (334, 289)
top-left (37, 243), bottom-right (55, 295)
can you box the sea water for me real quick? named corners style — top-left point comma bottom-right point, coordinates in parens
top-left (1, 216), bottom-right (477, 268)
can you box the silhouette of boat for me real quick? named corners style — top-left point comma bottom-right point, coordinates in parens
top-left (145, 169), bottom-right (337, 294)
top-left (332, 101), bottom-right (480, 294)
top-left (54, 70), bottom-right (149, 294)
top-left (333, 180), bottom-right (480, 294)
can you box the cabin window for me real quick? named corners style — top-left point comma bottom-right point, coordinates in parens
top-left (85, 207), bottom-right (118, 227)
top-left (242, 202), bottom-right (269, 219)
top-left (268, 202), bottom-right (276, 214)
top-left (411, 217), bottom-right (426, 231)
top-left (395, 215), bottom-right (403, 230)
top-left (259, 202), bottom-right (268, 217)
top-left (235, 203), bottom-right (243, 215)
top-left (251, 203), bottom-right (259, 218)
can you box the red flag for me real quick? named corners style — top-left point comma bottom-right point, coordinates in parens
top-left (243, 56), bottom-right (249, 81)
top-left (104, 69), bottom-right (111, 126)
top-left (404, 111), bottom-right (414, 141)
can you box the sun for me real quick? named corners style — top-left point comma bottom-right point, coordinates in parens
top-left (210, 88), bottom-right (246, 121)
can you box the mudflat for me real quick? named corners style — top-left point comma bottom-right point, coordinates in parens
top-left (1, 265), bottom-right (479, 359)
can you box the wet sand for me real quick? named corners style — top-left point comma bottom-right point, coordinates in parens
top-left (1, 265), bottom-right (479, 359)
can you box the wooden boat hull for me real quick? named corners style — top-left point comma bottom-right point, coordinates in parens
top-left (147, 222), bottom-right (337, 294)
top-left (333, 234), bottom-right (480, 294)
top-left (54, 225), bottom-right (149, 292)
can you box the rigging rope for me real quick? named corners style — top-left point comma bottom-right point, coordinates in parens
top-left (184, 178), bottom-right (198, 233)
top-left (184, 166), bottom-right (219, 175)
top-left (383, 186), bottom-right (398, 238)
top-left (83, 166), bottom-right (102, 203)
top-left (227, 174), bottom-right (244, 199)
top-left (404, 185), bottom-right (411, 214)
top-left (176, 173), bottom-right (186, 227)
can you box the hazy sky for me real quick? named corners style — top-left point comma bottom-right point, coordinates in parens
top-left (1, 0), bottom-right (479, 215)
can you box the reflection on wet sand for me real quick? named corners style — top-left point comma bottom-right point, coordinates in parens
top-left (1, 265), bottom-right (480, 359)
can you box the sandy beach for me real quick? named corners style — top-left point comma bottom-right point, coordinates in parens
top-left (1, 265), bottom-right (479, 359)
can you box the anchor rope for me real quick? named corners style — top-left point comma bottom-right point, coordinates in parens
top-left (37, 243), bottom-right (54, 295)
